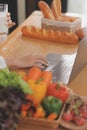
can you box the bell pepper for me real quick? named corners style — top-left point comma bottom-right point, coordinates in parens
top-left (41, 96), bottom-right (63, 116)
top-left (46, 82), bottom-right (69, 103)
top-left (26, 79), bottom-right (47, 107)
top-left (33, 105), bottom-right (46, 118)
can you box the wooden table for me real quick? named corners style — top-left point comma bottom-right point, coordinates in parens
top-left (0, 11), bottom-right (86, 130)
top-left (0, 11), bottom-right (78, 59)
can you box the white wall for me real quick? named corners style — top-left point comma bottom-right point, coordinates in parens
top-left (67, 0), bottom-right (87, 14)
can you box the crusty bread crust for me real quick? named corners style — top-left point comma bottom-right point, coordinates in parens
top-left (51, 0), bottom-right (61, 18)
top-left (76, 27), bottom-right (87, 39)
top-left (38, 1), bottom-right (55, 20)
top-left (21, 25), bottom-right (79, 44)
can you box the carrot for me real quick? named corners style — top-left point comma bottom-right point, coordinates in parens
top-left (41, 71), bottom-right (52, 87)
top-left (21, 102), bottom-right (31, 111)
top-left (47, 113), bottom-right (58, 120)
top-left (27, 67), bottom-right (42, 81)
top-left (21, 110), bottom-right (27, 118)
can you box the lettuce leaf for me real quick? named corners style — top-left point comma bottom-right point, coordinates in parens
top-left (0, 68), bottom-right (32, 94)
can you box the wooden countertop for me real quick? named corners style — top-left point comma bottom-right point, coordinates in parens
top-left (0, 11), bottom-right (86, 130)
top-left (0, 11), bottom-right (78, 59)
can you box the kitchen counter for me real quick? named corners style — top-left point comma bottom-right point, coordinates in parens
top-left (0, 11), bottom-right (87, 130)
top-left (0, 11), bottom-right (78, 59)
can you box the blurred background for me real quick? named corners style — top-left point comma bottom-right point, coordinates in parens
top-left (0, 0), bottom-right (67, 32)
top-left (0, 0), bottom-right (87, 33)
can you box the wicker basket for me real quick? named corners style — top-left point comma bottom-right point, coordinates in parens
top-left (41, 14), bottom-right (82, 33)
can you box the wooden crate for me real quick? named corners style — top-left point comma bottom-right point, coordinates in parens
top-left (18, 117), bottom-right (59, 130)
top-left (17, 103), bottom-right (65, 130)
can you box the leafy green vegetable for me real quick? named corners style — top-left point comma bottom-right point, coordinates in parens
top-left (0, 68), bottom-right (32, 94)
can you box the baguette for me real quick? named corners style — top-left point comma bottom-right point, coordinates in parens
top-left (51, 0), bottom-right (61, 18)
top-left (38, 1), bottom-right (55, 20)
top-left (76, 27), bottom-right (87, 39)
top-left (21, 25), bottom-right (79, 44)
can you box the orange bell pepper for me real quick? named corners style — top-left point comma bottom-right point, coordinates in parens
top-left (33, 106), bottom-right (46, 118)
top-left (26, 79), bottom-right (47, 107)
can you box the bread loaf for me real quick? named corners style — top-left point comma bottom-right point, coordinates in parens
top-left (76, 27), bottom-right (87, 39)
top-left (21, 25), bottom-right (79, 44)
top-left (38, 1), bottom-right (55, 20)
top-left (51, 0), bottom-right (61, 18)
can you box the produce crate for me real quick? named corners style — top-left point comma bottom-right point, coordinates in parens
top-left (41, 14), bottom-right (82, 33)
top-left (18, 118), bottom-right (59, 130)
top-left (17, 103), bottom-right (65, 130)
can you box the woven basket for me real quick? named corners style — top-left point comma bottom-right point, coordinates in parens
top-left (41, 15), bottom-right (82, 33)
